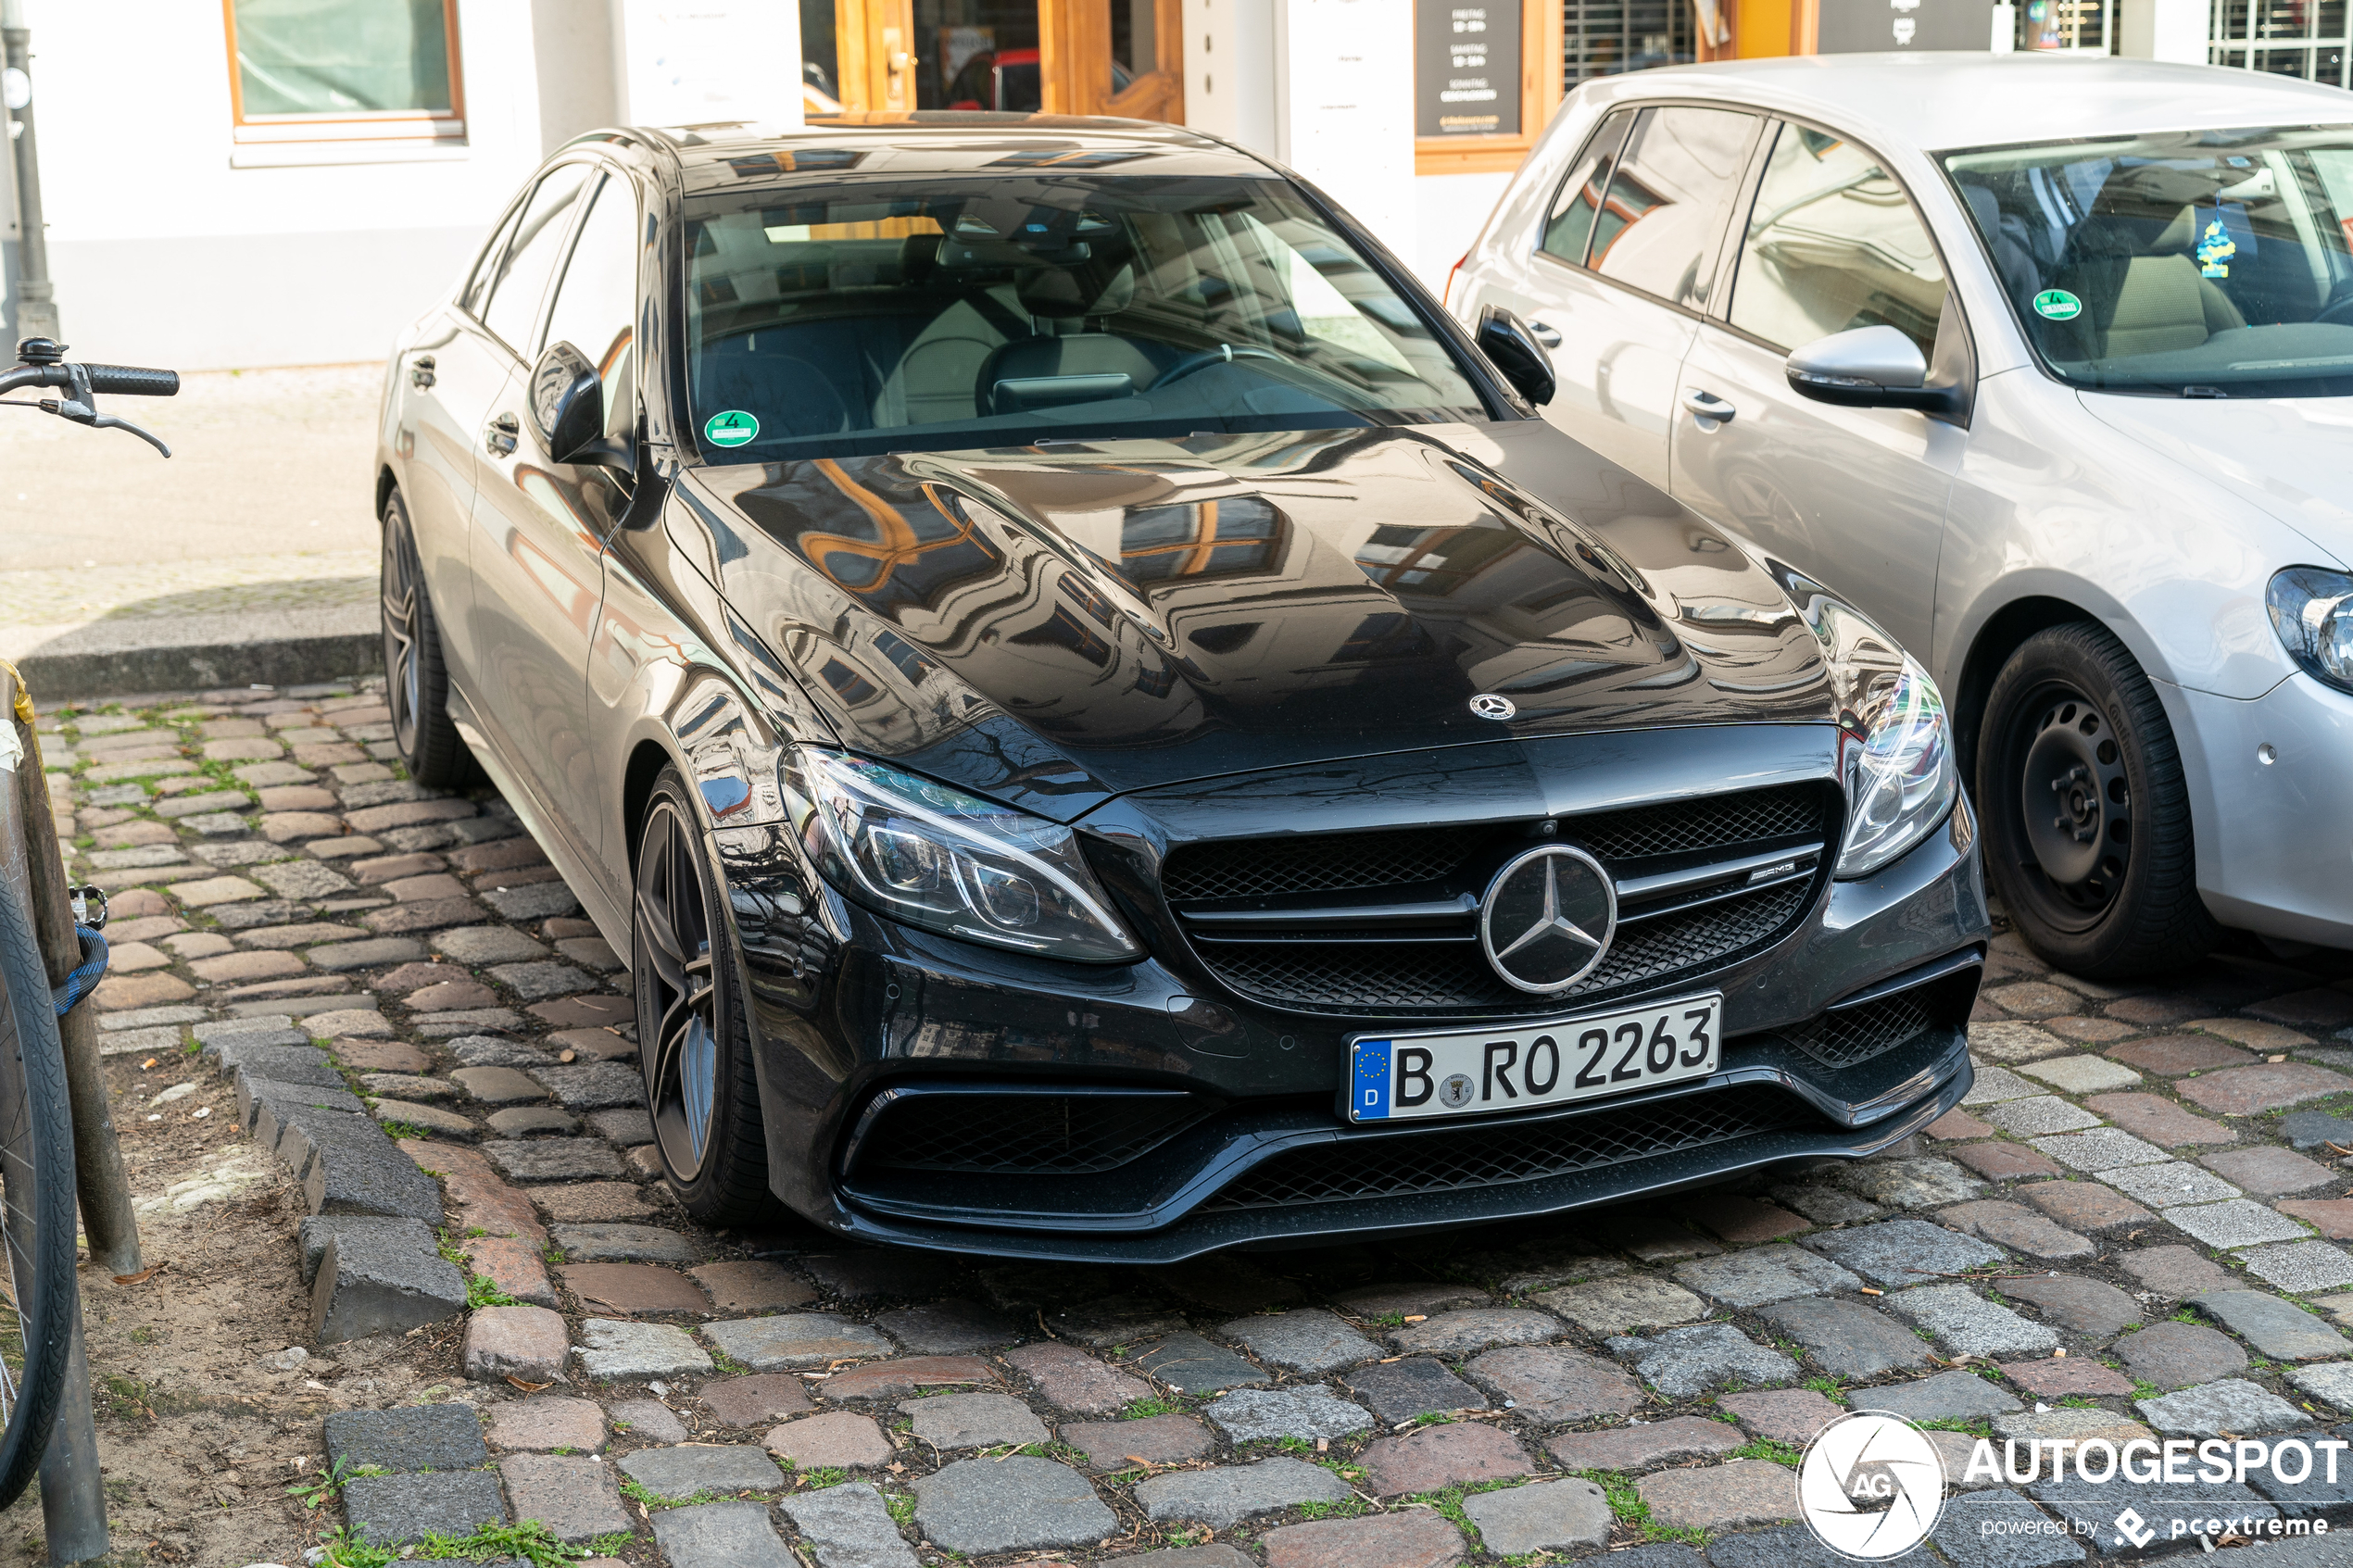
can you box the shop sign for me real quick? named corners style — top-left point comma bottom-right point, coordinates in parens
top-left (1818, 0), bottom-right (1996, 51)
top-left (1416, 0), bottom-right (1520, 138)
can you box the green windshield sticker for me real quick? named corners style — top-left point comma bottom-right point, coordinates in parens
top-left (705, 410), bottom-right (759, 448)
top-left (2032, 289), bottom-right (2082, 320)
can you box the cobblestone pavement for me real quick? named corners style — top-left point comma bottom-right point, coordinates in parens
top-left (37, 682), bottom-right (2353, 1568)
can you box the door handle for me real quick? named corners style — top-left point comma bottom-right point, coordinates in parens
top-left (1529, 320), bottom-right (1562, 348)
top-left (1682, 389), bottom-right (1737, 423)
top-left (484, 412), bottom-right (519, 457)
top-left (409, 355), bottom-right (436, 389)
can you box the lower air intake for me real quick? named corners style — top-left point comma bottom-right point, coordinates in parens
top-left (1201, 1088), bottom-right (1817, 1210)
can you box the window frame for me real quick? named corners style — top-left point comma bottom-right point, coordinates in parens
top-left (1529, 98), bottom-right (1767, 324)
top-left (220, 0), bottom-right (467, 148)
top-left (1709, 112), bottom-right (1971, 359)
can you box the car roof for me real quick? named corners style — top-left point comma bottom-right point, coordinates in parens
top-left (1581, 53), bottom-right (2353, 154)
top-left (606, 114), bottom-right (1270, 194)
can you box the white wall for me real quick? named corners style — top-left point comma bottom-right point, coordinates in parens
top-left (1413, 169), bottom-right (1510, 290)
top-left (26, 0), bottom-right (560, 369)
top-left (2118, 0), bottom-right (2208, 61)
top-left (1276, 0), bottom-right (1416, 259)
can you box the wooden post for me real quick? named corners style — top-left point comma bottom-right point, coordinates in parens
top-left (0, 664), bottom-right (140, 1277)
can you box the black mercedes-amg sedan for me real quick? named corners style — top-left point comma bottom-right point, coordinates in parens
top-left (374, 113), bottom-right (1987, 1261)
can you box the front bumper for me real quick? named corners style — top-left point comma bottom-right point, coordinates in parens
top-left (2173, 671), bottom-right (2353, 947)
top-left (720, 748), bottom-right (1988, 1262)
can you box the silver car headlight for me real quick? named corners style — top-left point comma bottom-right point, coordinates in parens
top-left (785, 746), bottom-right (1142, 961)
top-left (2267, 566), bottom-right (2353, 695)
top-left (1838, 652), bottom-right (1958, 879)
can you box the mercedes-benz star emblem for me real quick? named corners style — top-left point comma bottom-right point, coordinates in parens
top-left (1469, 693), bottom-right (1516, 721)
top-left (1478, 844), bottom-right (1616, 994)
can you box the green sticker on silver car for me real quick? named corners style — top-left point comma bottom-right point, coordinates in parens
top-left (705, 409), bottom-right (759, 448)
top-left (2032, 289), bottom-right (2082, 320)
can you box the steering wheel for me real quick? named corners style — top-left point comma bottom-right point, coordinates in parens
top-left (1152, 344), bottom-right (1285, 391)
top-left (2316, 289), bottom-right (2353, 327)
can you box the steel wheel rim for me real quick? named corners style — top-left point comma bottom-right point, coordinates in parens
top-left (636, 799), bottom-right (720, 1182)
top-left (2009, 682), bottom-right (2133, 926)
top-left (381, 515), bottom-right (423, 759)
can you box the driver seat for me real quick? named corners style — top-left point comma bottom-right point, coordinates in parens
top-left (977, 263), bottom-right (1160, 415)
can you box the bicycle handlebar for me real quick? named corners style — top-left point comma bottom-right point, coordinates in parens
top-left (0, 362), bottom-right (179, 397)
top-left (83, 365), bottom-right (180, 397)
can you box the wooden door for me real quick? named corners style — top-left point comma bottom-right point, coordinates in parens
top-left (831, 0), bottom-right (1181, 120)
top-left (838, 0), bottom-right (918, 111)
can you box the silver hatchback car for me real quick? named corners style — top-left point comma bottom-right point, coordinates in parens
top-left (1453, 53), bottom-right (2353, 978)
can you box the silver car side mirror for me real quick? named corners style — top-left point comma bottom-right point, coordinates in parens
top-left (1785, 325), bottom-right (1957, 415)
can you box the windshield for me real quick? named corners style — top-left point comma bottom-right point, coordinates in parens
top-left (682, 175), bottom-right (1489, 459)
top-left (1944, 126), bottom-right (2353, 397)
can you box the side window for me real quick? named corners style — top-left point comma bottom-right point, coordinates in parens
top-left (1730, 121), bottom-right (1946, 358)
top-left (1539, 108), bottom-right (1637, 267)
top-left (461, 202), bottom-right (525, 319)
top-left (1588, 106), bottom-right (1760, 311)
top-left (542, 173), bottom-right (643, 437)
top-left (481, 164), bottom-right (592, 354)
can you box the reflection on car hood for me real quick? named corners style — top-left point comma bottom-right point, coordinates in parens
top-left (2082, 392), bottom-right (2353, 565)
top-left (684, 423), bottom-right (1841, 821)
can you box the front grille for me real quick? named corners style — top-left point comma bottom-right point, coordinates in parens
top-left (1164, 783), bottom-right (1835, 1017)
top-left (1203, 878), bottom-right (1811, 1011)
top-left (1202, 1086), bottom-right (1817, 1210)
top-left (1161, 825), bottom-right (1491, 903)
top-left (853, 1091), bottom-right (1211, 1174)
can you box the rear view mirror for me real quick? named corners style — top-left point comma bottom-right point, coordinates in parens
top-left (529, 341), bottom-right (630, 470)
top-left (1476, 304), bottom-right (1555, 408)
top-left (1785, 325), bottom-right (1957, 415)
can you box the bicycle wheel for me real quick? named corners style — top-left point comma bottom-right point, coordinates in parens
top-left (0, 820), bottom-right (82, 1512)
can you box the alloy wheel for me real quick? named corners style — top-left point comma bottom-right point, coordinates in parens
top-left (381, 514), bottom-right (424, 761)
top-left (635, 797), bottom-right (722, 1183)
top-left (2013, 684), bottom-right (2133, 922)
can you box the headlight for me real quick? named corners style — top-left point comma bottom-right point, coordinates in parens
top-left (785, 747), bottom-right (1142, 961)
top-left (2267, 566), bottom-right (2353, 695)
top-left (1771, 570), bottom-right (1961, 879)
top-left (1839, 653), bottom-right (1958, 879)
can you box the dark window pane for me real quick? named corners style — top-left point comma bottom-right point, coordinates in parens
top-left (1589, 105), bottom-right (1757, 310)
top-left (233, 0), bottom-right (452, 117)
top-left (922, 0), bottom-right (1042, 111)
top-left (543, 174), bottom-right (641, 436)
top-left (1111, 0), bottom-right (1154, 92)
top-left (482, 165), bottom-right (590, 355)
top-left (801, 0), bottom-right (841, 107)
top-left (1731, 122), bottom-right (1944, 358)
top-left (1539, 107), bottom-right (1635, 266)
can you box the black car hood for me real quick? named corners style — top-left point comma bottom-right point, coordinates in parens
top-left (681, 422), bottom-right (1841, 822)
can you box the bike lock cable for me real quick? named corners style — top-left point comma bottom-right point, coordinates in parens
top-left (49, 927), bottom-right (106, 1018)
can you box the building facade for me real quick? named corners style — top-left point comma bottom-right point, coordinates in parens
top-left (5, 0), bottom-right (2307, 370)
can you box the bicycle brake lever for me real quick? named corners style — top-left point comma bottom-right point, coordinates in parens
top-left (38, 363), bottom-right (170, 457)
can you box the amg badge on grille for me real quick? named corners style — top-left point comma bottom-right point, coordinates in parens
top-left (1478, 845), bottom-right (1617, 993)
top-left (1469, 693), bottom-right (1516, 720)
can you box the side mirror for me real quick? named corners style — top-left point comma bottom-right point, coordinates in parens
top-left (1785, 325), bottom-right (1957, 415)
top-left (1476, 304), bottom-right (1555, 408)
top-left (529, 341), bottom-right (630, 470)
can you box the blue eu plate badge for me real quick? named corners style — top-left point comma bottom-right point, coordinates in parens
top-left (1354, 1039), bottom-right (1391, 1120)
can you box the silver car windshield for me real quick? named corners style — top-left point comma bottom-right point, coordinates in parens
top-left (681, 175), bottom-right (1488, 458)
top-left (1944, 126), bottom-right (2353, 397)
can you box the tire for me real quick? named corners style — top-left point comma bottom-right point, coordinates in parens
top-left (1977, 621), bottom-right (2220, 979)
top-left (380, 490), bottom-right (472, 789)
top-left (633, 766), bottom-right (774, 1226)
top-left (0, 844), bottom-right (85, 1512)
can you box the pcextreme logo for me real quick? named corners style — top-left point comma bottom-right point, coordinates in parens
top-left (1798, 1411), bottom-right (1945, 1559)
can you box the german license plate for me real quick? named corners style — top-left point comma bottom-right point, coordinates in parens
top-left (1348, 994), bottom-right (1722, 1123)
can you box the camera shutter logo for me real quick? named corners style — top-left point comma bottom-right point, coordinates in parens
top-left (1478, 845), bottom-right (1615, 993)
top-left (1798, 1411), bottom-right (1944, 1560)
